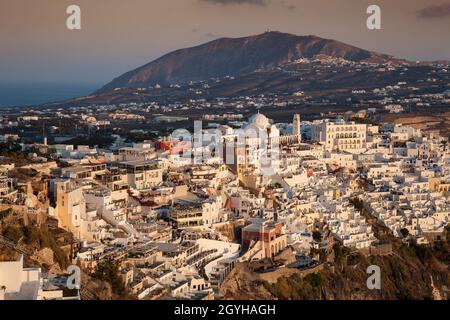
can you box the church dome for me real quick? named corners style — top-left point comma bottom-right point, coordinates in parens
top-left (248, 113), bottom-right (270, 129)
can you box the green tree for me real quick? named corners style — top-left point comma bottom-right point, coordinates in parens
top-left (92, 262), bottom-right (127, 298)
top-left (400, 228), bottom-right (409, 238)
top-left (312, 231), bottom-right (322, 242)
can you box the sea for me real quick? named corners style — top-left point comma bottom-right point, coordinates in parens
top-left (0, 82), bottom-right (102, 108)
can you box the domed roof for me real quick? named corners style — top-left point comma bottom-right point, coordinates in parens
top-left (248, 112), bottom-right (270, 129)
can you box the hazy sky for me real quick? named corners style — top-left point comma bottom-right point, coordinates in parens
top-left (1, 0), bottom-right (449, 84)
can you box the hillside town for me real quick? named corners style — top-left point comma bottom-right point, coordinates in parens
top-left (1, 107), bottom-right (449, 300)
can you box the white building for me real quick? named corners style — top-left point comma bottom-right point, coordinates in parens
top-left (293, 114), bottom-right (301, 141)
top-left (312, 120), bottom-right (367, 153)
top-left (0, 255), bottom-right (72, 300)
top-left (53, 179), bottom-right (85, 239)
top-left (118, 160), bottom-right (163, 191)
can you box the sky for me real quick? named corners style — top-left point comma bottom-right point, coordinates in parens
top-left (0, 0), bottom-right (449, 85)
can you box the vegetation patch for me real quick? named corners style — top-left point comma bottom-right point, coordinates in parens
top-left (263, 273), bottom-right (322, 300)
top-left (92, 262), bottom-right (130, 299)
top-left (1, 223), bottom-right (68, 268)
top-left (0, 208), bottom-right (13, 221)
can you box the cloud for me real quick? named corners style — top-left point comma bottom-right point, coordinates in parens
top-left (279, 0), bottom-right (295, 10)
top-left (204, 32), bottom-right (220, 38)
top-left (201, 0), bottom-right (267, 6)
top-left (417, 3), bottom-right (450, 19)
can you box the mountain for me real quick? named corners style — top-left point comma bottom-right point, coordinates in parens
top-left (97, 31), bottom-right (394, 93)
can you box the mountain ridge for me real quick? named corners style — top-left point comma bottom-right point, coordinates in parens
top-left (97, 31), bottom-right (396, 93)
